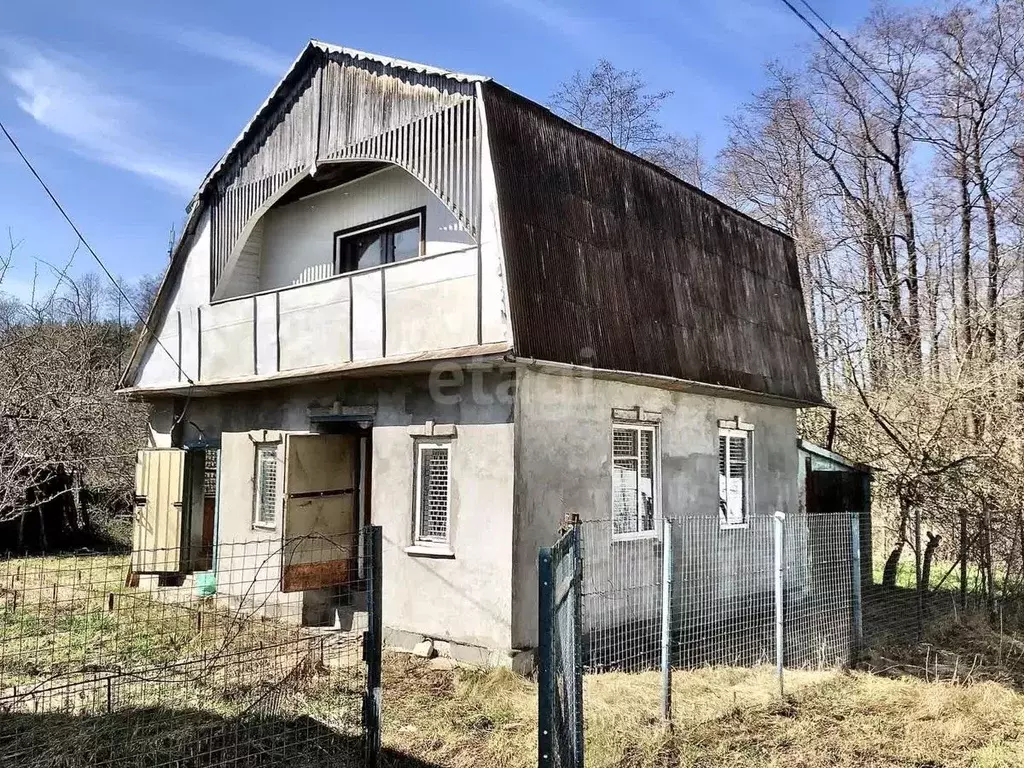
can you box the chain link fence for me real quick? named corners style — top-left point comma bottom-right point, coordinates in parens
top-left (538, 508), bottom-right (862, 763)
top-left (0, 527), bottom-right (383, 768)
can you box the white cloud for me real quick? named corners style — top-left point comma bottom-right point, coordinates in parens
top-left (2, 41), bottom-right (204, 196)
top-left (161, 26), bottom-right (289, 77)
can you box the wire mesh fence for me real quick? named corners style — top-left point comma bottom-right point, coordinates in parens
top-left (578, 511), bottom-right (858, 676)
top-left (0, 527), bottom-right (382, 768)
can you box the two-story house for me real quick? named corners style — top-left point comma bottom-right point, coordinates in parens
top-left (119, 41), bottom-right (823, 666)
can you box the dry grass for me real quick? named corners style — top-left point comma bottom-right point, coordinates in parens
top-left (381, 654), bottom-right (1024, 768)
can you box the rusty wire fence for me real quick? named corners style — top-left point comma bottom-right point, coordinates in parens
top-left (0, 527), bottom-right (382, 768)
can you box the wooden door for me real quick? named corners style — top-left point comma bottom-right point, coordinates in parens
top-left (131, 449), bottom-right (186, 573)
top-left (280, 434), bottom-right (359, 592)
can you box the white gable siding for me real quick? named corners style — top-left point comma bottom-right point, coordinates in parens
top-left (135, 213), bottom-right (210, 388)
top-left (258, 166), bottom-right (473, 292)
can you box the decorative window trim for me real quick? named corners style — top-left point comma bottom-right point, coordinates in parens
top-left (333, 207), bottom-right (426, 276)
top-left (718, 426), bottom-right (754, 530)
top-left (413, 440), bottom-right (452, 549)
top-left (253, 442), bottom-right (280, 530)
top-left (611, 422), bottom-right (661, 541)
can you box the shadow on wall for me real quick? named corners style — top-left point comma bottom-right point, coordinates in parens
top-left (0, 708), bottom-right (443, 768)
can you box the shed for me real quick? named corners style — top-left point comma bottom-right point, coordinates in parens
top-left (799, 439), bottom-right (873, 587)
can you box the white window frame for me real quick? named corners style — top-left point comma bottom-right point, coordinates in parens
top-left (413, 440), bottom-right (452, 547)
top-left (718, 427), bottom-right (753, 529)
top-left (252, 442), bottom-right (280, 530)
top-left (611, 422), bottom-right (661, 541)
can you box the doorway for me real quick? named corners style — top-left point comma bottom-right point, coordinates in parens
top-left (312, 417), bottom-right (372, 576)
top-left (182, 445), bottom-right (220, 574)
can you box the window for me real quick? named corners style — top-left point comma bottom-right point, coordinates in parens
top-left (333, 208), bottom-right (425, 275)
top-left (612, 424), bottom-right (658, 537)
top-left (253, 444), bottom-right (279, 528)
top-left (719, 428), bottom-right (752, 527)
top-left (415, 442), bottom-right (451, 545)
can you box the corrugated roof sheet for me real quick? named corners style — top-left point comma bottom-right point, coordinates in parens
top-left (481, 83), bottom-right (823, 405)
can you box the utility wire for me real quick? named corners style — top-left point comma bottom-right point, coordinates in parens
top-left (0, 118), bottom-right (196, 387)
top-left (777, 0), bottom-right (1024, 222)
top-left (776, 0), bottom-right (963, 168)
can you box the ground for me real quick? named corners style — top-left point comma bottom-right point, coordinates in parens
top-left (382, 650), bottom-right (1024, 768)
top-left (5, 549), bottom-right (1024, 767)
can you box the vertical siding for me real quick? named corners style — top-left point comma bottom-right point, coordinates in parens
top-left (209, 51), bottom-right (480, 297)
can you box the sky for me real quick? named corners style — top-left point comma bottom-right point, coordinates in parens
top-left (0, 0), bottom-right (885, 302)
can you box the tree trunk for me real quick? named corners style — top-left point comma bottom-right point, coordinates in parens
top-left (922, 531), bottom-right (941, 594)
top-left (957, 128), bottom-right (973, 368)
top-left (882, 540), bottom-right (904, 589)
top-left (974, 136), bottom-right (999, 360)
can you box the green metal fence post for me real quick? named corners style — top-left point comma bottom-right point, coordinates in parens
top-left (537, 545), bottom-right (554, 768)
top-left (363, 525), bottom-right (383, 768)
top-left (570, 523), bottom-right (585, 766)
top-left (850, 511), bottom-right (863, 660)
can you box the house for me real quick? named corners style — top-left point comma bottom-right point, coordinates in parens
top-left (119, 41), bottom-right (824, 666)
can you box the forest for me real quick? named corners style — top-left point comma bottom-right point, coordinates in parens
top-left (0, 234), bottom-right (156, 550)
top-left (550, 0), bottom-right (1024, 608)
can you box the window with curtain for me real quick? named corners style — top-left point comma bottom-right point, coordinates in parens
top-left (718, 428), bottom-right (752, 527)
top-left (612, 424), bottom-right (658, 537)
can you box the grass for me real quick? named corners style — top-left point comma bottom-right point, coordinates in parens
top-left (8, 549), bottom-right (1024, 766)
top-left (381, 654), bottom-right (1024, 768)
top-left (1, 550), bottom-right (368, 767)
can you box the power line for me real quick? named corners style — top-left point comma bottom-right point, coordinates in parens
top-left (781, 0), bottom-right (1024, 224)
top-left (776, 0), bottom-right (961, 168)
top-left (0, 118), bottom-right (195, 387)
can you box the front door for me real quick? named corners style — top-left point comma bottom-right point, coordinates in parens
top-left (280, 433), bottom-right (359, 592)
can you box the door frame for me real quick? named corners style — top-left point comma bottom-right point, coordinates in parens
top-left (182, 438), bottom-right (222, 573)
top-left (310, 415), bottom-right (373, 579)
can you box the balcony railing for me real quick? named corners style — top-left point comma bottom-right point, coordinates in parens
top-left (195, 245), bottom-right (481, 382)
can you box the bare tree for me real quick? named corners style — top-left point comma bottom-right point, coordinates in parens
top-left (548, 60), bottom-right (712, 187)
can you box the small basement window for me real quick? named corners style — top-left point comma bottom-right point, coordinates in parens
top-left (612, 424), bottom-right (659, 538)
top-left (333, 208), bottom-right (425, 274)
top-left (719, 428), bottom-right (752, 528)
top-left (415, 442), bottom-right (451, 546)
top-left (253, 443), bottom-right (279, 529)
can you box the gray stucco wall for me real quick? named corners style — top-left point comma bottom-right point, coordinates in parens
top-left (511, 368), bottom-right (801, 650)
top-left (146, 368), bottom-right (515, 650)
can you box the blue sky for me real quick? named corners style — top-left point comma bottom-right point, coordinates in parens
top-left (0, 0), bottom-right (878, 301)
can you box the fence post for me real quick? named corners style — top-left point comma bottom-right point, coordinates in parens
top-left (959, 510), bottom-right (968, 612)
top-left (850, 511), bottom-right (863, 661)
top-left (660, 518), bottom-right (673, 725)
top-left (537, 545), bottom-right (554, 768)
top-left (363, 525), bottom-right (383, 768)
top-left (914, 505), bottom-right (924, 642)
top-left (773, 510), bottom-right (785, 698)
top-left (570, 523), bottom-right (585, 765)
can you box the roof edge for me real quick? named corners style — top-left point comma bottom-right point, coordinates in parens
top-left (119, 342), bottom-right (512, 398)
top-left (798, 439), bottom-right (873, 473)
top-left (480, 81), bottom-right (796, 245)
top-left (192, 41), bottom-right (490, 207)
top-left (511, 356), bottom-right (829, 410)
